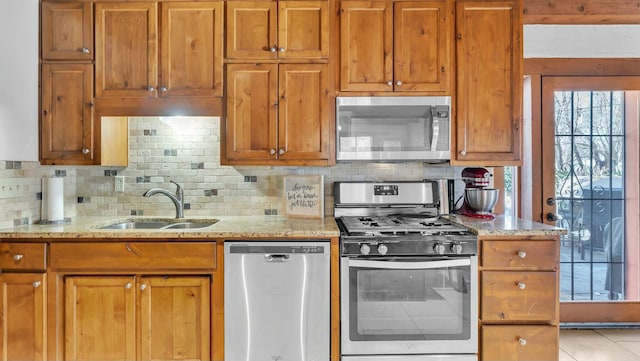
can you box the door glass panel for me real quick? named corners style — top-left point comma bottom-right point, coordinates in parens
top-left (555, 90), bottom-right (634, 301)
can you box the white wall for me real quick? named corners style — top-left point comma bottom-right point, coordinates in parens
top-left (0, 0), bottom-right (39, 161)
top-left (524, 25), bottom-right (640, 58)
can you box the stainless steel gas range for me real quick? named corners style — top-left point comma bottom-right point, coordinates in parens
top-left (335, 180), bottom-right (478, 361)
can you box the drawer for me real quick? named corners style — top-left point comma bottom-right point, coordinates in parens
top-left (481, 325), bottom-right (558, 361)
top-left (50, 242), bottom-right (216, 271)
top-left (0, 243), bottom-right (47, 271)
top-left (481, 271), bottom-right (557, 322)
top-left (482, 240), bottom-right (557, 269)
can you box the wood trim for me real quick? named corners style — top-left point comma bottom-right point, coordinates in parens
top-left (561, 302), bottom-right (640, 322)
top-left (525, 58), bottom-right (640, 76)
top-left (524, 0), bottom-right (640, 24)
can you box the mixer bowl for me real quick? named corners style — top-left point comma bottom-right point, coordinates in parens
top-left (465, 188), bottom-right (499, 214)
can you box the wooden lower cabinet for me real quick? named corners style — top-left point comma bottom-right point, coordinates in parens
top-left (64, 275), bottom-right (211, 361)
top-left (0, 273), bottom-right (47, 361)
top-left (481, 325), bottom-right (558, 361)
top-left (479, 236), bottom-right (560, 361)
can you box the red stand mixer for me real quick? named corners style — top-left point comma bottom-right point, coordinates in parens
top-left (456, 167), bottom-right (499, 219)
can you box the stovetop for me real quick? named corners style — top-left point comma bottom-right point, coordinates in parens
top-left (338, 215), bottom-right (466, 235)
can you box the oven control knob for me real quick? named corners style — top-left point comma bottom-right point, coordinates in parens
top-left (451, 243), bottom-right (464, 255)
top-left (377, 244), bottom-right (388, 255)
top-left (433, 243), bottom-right (446, 255)
top-left (360, 244), bottom-right (371, 256)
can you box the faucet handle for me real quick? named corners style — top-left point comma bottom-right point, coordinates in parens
top-left (170, 180), bottom-right (183, 197)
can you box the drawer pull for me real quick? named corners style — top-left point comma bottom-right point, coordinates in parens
top-left (517, 282), bottom-right (526, 290)
top-left (518, 337), bottom-right (527, 346)
top-left (33, 281), bottom-right (41, 288)
top-left (13, 254), bottom-right (24, 262)
top-left (517, 250), bottom-right (527, 258)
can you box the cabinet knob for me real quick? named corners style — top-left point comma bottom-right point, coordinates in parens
top-left (33, 281), bottom-right (41, 288)
top-left (517, 282), bottom-right (526, 290)
top-left (160, 86), bottom-right (168, 93)
top-left (148, 86), bottom-right (155, 92)
top-left (270, 149), bottom-right (276, 155)
top-left (13, 254), bottom-right (23, 262)
top-left (82, 148), bottom-right (90, 154)
top-left (517, 250), bottom-right (527, 258)
top-left (518, 337), bottom-right (527, 346)
top-left (459, 150), bottom-right (467, 156)
top-left (270, 47), bottom-right (277, 52)
top-left (387, 81), bottom-right (393, 86)
top-left (279, 47), bottom-right (285, 52)
top-left (396, 80), bottom-right (402, 86)
top-left (140, 284), bottom-right (147, 291)
top-left (81, 47), bottom-right (90, 54)
top-left (278, 148), bottom-right (285, 155)
top-left (125, 282), bottom-right (132, 289)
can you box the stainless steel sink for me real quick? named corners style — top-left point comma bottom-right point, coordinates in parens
top-left (99, 219), bottom-right (219, 230)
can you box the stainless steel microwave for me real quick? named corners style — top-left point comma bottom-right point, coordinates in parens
top-left (336, 96), bottom-right (451, 162)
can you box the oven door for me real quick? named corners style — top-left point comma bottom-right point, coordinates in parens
top-left (340, 256), bottom-right (478, 356)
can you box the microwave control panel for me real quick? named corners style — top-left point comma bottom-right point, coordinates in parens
top-left (374, 184), bottom-right (398, 196)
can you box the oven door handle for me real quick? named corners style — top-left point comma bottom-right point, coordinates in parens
top-left (347, 258), bottom-right (471, 270)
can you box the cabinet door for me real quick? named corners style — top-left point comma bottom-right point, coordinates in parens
top-left (160, 2), bottom-right (223, 97)
top-left (139, 276), bottom-right (211, 361)
top-left (394, 1), bottom-right (451, 92)
top-left (41, 1), bottom-right (93, 60)
top-left (226, 2), bottom-right (277, 60)
top-left (481, 325), bottom-right (558, 361)
top-left (278, 64), bottom-right (330, 162)
top-left (339, 1), bottom-right (393, 92)
top-left (95, 2), bottom-right (157, 98)
top-left (454, 0), bottom-right (522, 164)
top-left (225, 64), bottom-right (278, 161)
top-left (0, 274), bottom-right (46, 361)
top-left (64, 276), bottom-right (136, 361)
top-left (278, 1), bottom-right (329, 59)
top-left (41, 63), bottom-right (94, 164)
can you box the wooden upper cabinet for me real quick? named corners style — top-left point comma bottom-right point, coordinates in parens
top-left (340, 1), bottom-right (392, 92)
top-left (0, 274), bottom-right (46, 361)
top-left (95, 2), bottom-right (157, 98)
top-left (226, 1), bottom-right (328, 61)
top-left (41, 63), bottom-right (94, 164)
top-left (340, 0), bottom-right (451, 93)
top-left (95, 1), bottom-right (223, 98)
top-left (454, 0), bottom-right (523, 165)
top-left (41, 1), bottom-right (93, 60)
top-left (226, 2), bottom-right (278, 60)
top-left (224, 63), bottom-right (331, 165)
top-left (225, 64), bottom-right (278, 161)
top-left (394, 1), bottom-right (451, 92)
top-left (278, 64), bottom-right (331, 161)
top-left (160, 2), bottom-right (223, 97)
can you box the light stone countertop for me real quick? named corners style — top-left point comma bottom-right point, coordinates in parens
top-left (448, 214), bottom-right (567, 237)
top-left (0, 215), bottom-right (340, 240)
top-left (0, 214), bottom-right (566, 241)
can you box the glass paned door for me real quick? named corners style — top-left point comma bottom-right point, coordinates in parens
top-left (541, 76), bottom-right (640, 322)
top-left (554, 90), bottom-right (626, 300)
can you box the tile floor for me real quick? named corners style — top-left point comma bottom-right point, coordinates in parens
top-left (561, 329), bottom-right (640, 361)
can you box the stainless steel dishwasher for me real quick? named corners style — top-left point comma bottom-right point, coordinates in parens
top-left (224, 241), bottom-right (330, 361)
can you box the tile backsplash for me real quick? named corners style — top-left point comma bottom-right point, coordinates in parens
top-left (0, 116), bottom-right (460, 228)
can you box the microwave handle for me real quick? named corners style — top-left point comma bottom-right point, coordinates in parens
top-left (347, 258), bottom-right (471, 270)
top-left (431, 118), bottom-right (440, 152)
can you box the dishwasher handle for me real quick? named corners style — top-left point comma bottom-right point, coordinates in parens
top-left (264, 254), bottom-right (291, 262)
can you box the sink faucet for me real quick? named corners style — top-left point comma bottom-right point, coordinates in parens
top-left (143, 180), bottom-right (184, 218)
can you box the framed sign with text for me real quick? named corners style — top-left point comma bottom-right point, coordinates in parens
top-left (283, 175), bottom-right (324, 218)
